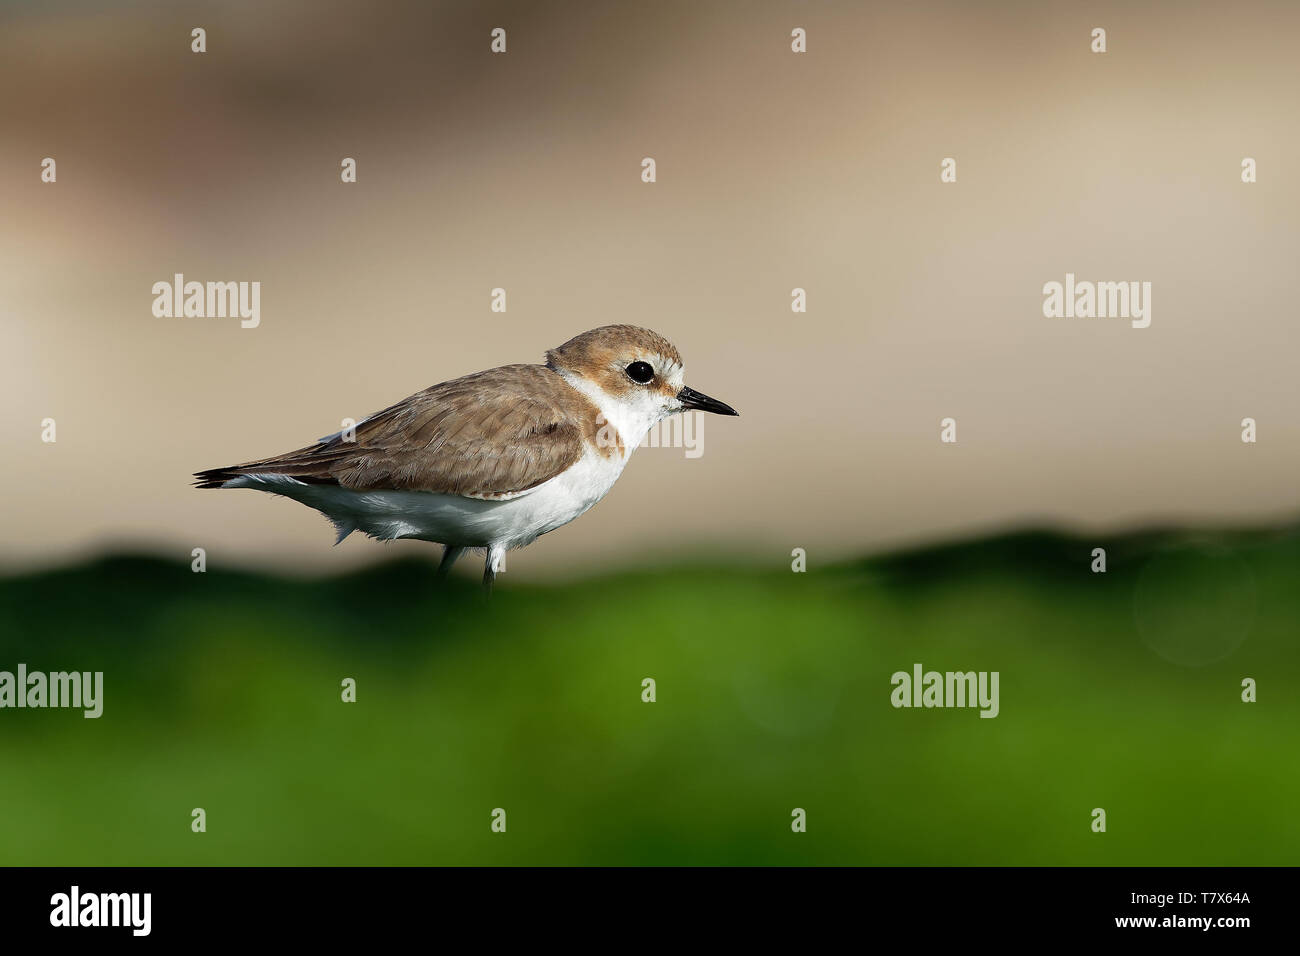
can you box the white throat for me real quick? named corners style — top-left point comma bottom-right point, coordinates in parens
top-left (555, 368), bottom-right (667, 457)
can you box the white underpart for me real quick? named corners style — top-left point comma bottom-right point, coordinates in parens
top-left (223, 363), bottom-right (684, 564)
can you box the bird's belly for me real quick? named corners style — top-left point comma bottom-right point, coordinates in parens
top-left (251, 450), bottom-right (628, 549)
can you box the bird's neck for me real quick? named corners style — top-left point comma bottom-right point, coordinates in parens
top-left (552, 367), bottom-right (658, 458)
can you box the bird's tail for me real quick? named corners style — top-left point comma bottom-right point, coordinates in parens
top-left (192, 465), bottom-right (245, 489)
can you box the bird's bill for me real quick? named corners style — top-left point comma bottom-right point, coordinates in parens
top-left (677, 386), bottom-right (738, 416)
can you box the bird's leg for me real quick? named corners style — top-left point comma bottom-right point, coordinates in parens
top-left (483, 545), bottom-right (506, 595)
top-left (436, 544), bottom-right (466, 582)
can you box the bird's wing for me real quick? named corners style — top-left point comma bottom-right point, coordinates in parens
top-left (195, 365), bottom-right (593, 500)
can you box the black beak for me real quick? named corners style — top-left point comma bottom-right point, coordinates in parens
top-left (677, 386), bottom-right (739, 416)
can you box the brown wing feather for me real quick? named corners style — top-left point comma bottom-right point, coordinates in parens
top-left (194, 365), bottom-right (593, 499)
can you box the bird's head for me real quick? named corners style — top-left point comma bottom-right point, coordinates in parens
top-left (546, 325), bottom-right (738, 445)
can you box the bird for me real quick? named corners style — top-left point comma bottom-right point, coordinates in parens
top-left (194, 325), bottom-right (738, 589)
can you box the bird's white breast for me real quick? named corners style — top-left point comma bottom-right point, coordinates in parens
top-left (229, 446), bottom-right (628, 550)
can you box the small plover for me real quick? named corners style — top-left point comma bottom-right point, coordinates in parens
top-left (195, 325), bottom-right (738, 588)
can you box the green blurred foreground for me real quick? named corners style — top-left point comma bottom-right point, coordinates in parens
top-left (0, 530), bottom-right (1296, 865)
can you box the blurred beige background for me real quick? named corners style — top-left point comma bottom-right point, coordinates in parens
top-left (2, 0), bottom-right (1297, 578)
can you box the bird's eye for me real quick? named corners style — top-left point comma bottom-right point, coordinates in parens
top-left (625, 361), bottom-right (655, 384)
